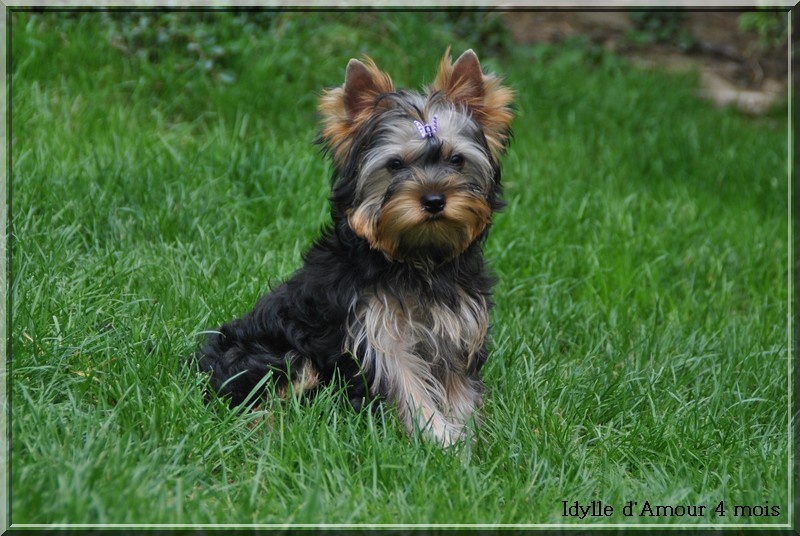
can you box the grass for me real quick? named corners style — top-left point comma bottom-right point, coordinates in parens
top-left (9, 10), bottom-right (790, 527)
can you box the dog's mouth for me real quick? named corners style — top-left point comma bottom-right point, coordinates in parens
top-left (424, 212), bottom-right (444, 222)
top-left (394, 221), bottom-right (472, 262)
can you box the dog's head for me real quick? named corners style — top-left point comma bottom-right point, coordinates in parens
top-left (319, 49), bottom-right (514, 264)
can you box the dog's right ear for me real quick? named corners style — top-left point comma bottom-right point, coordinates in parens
top-left (342, 59), bottom-right (394, 118)
top-left (319, 57), bottom-right (394, 162)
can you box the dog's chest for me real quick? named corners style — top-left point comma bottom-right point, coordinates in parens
top-left (347, 287), bottom-right (488, 372)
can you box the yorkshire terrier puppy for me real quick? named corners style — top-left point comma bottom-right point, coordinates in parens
top-left (194, 48), bottom-right (514, 446)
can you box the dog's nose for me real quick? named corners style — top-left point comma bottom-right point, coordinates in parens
top-left (421, 193), bottom-right (446, 213)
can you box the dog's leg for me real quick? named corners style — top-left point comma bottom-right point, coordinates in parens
top-left (196, 317), bottom-right (319, 407)
top-left (426, 293), bottom-right (487, 436)
top-left (351, 292), bottom-right (468, 446)
top-left (443, 372), bottom-right (483, 430)
top-left (380, 342), bottom-right (462, 445)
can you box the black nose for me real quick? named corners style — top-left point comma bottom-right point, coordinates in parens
top-left (421, 193), bottom-right (446, 214)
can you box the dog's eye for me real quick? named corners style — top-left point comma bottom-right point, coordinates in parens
top-left (449, 154), bottom-right (465, 167)
top-left (386, 158), bottom-right (405, 172)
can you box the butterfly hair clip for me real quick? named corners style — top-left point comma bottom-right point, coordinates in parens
top-left (413, 115), bottom-right (438, 139)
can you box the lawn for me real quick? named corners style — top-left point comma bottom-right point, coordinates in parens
top-left (9, 10), bottom-right (790, 528)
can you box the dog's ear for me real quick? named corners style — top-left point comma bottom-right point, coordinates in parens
top-left (342, 58), bottom-right (394, 118)
top-left (319, 57), bottom-right (394, 161)
top-left (432, 49), bottom-right (485, 105)
top-left (431, 48), bottom-right (514, 157)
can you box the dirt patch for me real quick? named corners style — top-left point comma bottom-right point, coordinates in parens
top-left (505, 11), bottom-right (788, 115)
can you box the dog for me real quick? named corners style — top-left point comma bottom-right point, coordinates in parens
top-left (194, 48), bottom-right (514, 446)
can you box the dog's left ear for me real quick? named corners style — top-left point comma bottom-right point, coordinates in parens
top-left (431, 48), bottom-right (514, 157)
